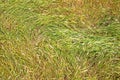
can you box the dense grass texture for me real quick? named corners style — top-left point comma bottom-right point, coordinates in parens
top-left (0, 0), bottom-right (120, 80)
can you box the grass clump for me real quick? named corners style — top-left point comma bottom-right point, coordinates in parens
top-left (0, 0), bottom-right (120, 80)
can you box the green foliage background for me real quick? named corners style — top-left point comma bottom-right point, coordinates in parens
top-left (0, 0), bottom-right (120, 80)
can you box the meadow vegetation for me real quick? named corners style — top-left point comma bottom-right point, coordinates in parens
top-left (0, 0), bottom-right (120, 80)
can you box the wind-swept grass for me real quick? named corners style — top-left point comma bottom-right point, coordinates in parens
top-left (0, 0), bottom-right (120, 80)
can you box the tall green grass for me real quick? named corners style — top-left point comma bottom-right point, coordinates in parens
top-left (0, 0), bottom-right (120, 80)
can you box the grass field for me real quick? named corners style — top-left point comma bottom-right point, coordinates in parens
top-left (0, 0), bottom-right (120, 80)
